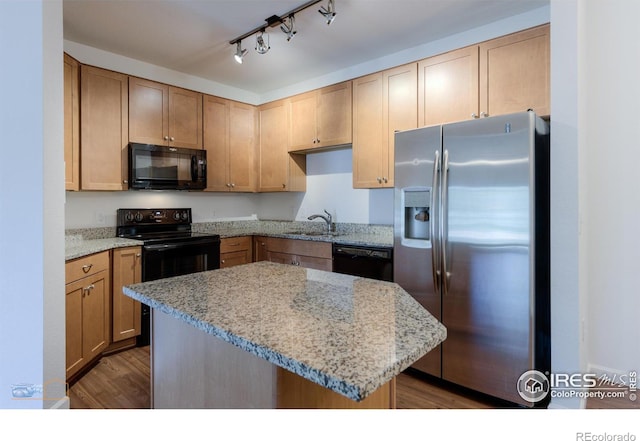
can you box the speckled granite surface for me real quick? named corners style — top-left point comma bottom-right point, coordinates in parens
top-left (66, 220), bottom-right (392, 260)
top-left (65, 237), bottom-right (143, 261)
top-left (123, 261), bottom-right (446, 402)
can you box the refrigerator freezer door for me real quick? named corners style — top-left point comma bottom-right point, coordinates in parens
top-left (394, 125), bottom-right (442, 376)
top-left (440, 112), bottom-right (535, 406)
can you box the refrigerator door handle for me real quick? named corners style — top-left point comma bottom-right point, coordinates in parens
top-left (431, 150), bottom-right (441, 294)
top-left (441, 149), bottom-right (451, 294)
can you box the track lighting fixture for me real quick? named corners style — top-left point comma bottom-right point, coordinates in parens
top-left (280, 15), bottom-right (297, 42)
top-left (318, 0), bottom-right (336, 25)
top-left (255, 30), bottom-right (270, 54)
top-left (234, 41), bottom-right (247, 64)
top-left (229, 0), bottom-right (338, 63)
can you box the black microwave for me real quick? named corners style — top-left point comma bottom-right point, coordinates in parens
top-left (128, 143), bottom-right (207, 190)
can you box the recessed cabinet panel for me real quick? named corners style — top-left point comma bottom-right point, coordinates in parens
top-left (479, 24), bottom-right (550, 117)
top-left (419, 46), bottom-right (479, 127)
top-left (80, 65), bottom-right (128, 190)
top-left (64, 53), bottom-right (80, 191)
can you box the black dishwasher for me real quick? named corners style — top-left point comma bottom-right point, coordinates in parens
top-left (332, 244), bottom-right (393, 282)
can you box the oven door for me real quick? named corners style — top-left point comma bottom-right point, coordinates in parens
top-left (138, 236), bottom-right (220, 346)
top-left (142, 237), bottom-right (220, 282)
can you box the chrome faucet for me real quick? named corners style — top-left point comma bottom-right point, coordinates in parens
top-left (307, 209), bottom-right (333, 233)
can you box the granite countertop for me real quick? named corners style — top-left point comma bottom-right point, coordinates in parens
top-left (65, 220), bottom-right (393, 260)
top-left (123, 261), bottom-right (446, 402)
top-left (65, 237), bottom-right (143, 261)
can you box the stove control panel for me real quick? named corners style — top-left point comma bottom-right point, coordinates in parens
top-left (117, 208), bottom-right (192, 226)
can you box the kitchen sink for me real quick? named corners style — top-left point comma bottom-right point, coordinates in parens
top-left (284, 231), bottom-right (340, 237)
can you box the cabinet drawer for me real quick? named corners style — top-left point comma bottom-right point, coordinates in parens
top-left (66, 251), bottom-right (110, 283)
top-left (267, 237), bottom-right (332, 259)
top-left (220, 236), bottom-right (252, 253)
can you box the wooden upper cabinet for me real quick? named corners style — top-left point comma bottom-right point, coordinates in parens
top-left (479, 23), bottom-right (550, 118)
top-left (80, 65), bottom-right (129, 190)
top-left (129, 77), bottom-right (203, 149)
top-left (203, 95), bottom-right (257, 192)
top-left (64, 53), bottom-right (80, 191)
top-left (289, 81), bottom-right (352, 152)
top-left (258, 99), bottom-right (306, 192)
top-left (353, 63), bottom-right (417, 188)
top-left (419, 46), bottom-right (479, 127)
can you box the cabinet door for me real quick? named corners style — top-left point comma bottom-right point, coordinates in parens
top-left (129, 77), bottom-right (169, 146)
top-left (317, 81), bottom-right (352, 148)
top-left (352, 73), bottom-right (384, 188)
top-left (253, 236), bottom-right (269, 262)
top-left (65, 270), bottom-right (110, 379)
top-left (112, 247), bottom-right (142, 342)
top-left (419, 46), bottom-right (479, 126)
top-left (383, 63), bottom-right (417, 188)
top-left (479, 24), bottom-right (550, 118)
top-left (288, 91), bottom-right (317, 151)
top-left (65, 279), bottom-right (84, 378)
top-left (266, 251), bottom-right (295, 266)
top-left (80, 65), bottom-right (129, 190)
top-left (228, 101), bottom-right (257, 192)
top-left (168, 86), bottom-right (203, 149)
top-left (296, 255), bottom-right (332, 272)
top-left (203, 95), bottom-right (230, 191)
top-left (83, 272), bottom-right (110, 360)
top-left (64, 53), bottom-right (80, 191)
top-left (259, 100), bottom-right (290, 191)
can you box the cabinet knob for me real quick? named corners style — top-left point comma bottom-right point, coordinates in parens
top-left (480, 112), bottom-right (489, 118)
top-left (282, 183), bottom-right (286, 189)
top-left (471, 113), bottom-right (479, 119)
top-left (164, 136), bottom-right (169, 141)
top-left (230, 183), bottom-right (235, 188)
top-left (383, 177), bottom-right (388, 183)
top-left (226, 183), bottom-right (231, 188)
top-left (136, 253), bottom-right (141, 258)
top-left (170, 137), bottom-right (175, 141)
top-left (376, 177), bottom-right (382, 184)
top-left (221, 259), bottom-right (225, 264)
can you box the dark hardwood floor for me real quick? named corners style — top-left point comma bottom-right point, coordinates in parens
top-left (68, 346), bottom-right (639, 409)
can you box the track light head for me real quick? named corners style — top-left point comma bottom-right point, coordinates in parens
top-left (234, 41), bottom-right (248, 63)
top-left (318, 0), bottom-right (336, 25)
top-left (280, 15), bottom-right (297, 41)
top-left (255, 30), bottom-right (270, 54)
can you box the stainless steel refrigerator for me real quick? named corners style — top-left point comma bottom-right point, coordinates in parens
top-left (393, 111), bottom-right (550, 407)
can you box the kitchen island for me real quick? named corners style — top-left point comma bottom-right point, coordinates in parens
top-left (123, 261), bottom-right (446, 408)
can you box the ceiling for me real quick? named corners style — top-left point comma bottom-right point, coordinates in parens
top-left (63, 0), bottom-right (548, 95)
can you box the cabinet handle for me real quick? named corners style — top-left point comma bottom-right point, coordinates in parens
top-left (376, 177), bottom-right (382, 184)
top-left (82, 264), bottom-right (93, 273)
top-left (136, 253), bottom-right (141, 258)
top-left (471, 113), bottom-right (479, 119)
top-left (230, 183), bottom-right (235, 188)
top-left (383, 177), bottom-right (388, 183)
top-left (123, 180), bottom-right (128, 184)
top-left (282, 183), bottom-right (286, 189)
top-left (312, 138), bottom-right (316, 144)
top-left (226, 183), bottom-right (231, 188)
top-left (480, 112), bottom-right (489, 118)
top-left (83, 284), bottom-right (95, 297)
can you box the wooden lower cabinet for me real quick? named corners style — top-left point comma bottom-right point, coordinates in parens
top-left (253, 236), bottom-right (269, 262)
top-left (111, 247), bottom-right (142, 343)
top-left (65, 251), bottom-right (111, 380)
top-left (220, 236), bottom-right (253, 268)
top-left (262, 237), bottom-right (332, 271)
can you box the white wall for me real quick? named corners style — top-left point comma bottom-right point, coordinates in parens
top-left (548, 0), bottom-right (583, 409)
top-left (0, 0), bottom-right (66, 409)
top-left (583, 0), bottom-right (640, 380)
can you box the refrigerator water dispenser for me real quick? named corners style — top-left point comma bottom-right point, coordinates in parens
top-left (403, 189), bottom-right (430, 244)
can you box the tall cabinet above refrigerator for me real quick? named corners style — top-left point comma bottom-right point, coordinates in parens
top-left (393, 111), bottom-right (550, 407)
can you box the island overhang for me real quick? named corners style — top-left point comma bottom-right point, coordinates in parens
top-left (124, 261), bottom-right (446, 407)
